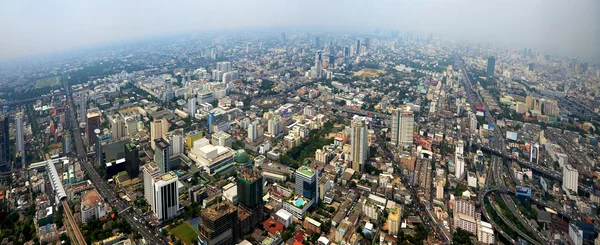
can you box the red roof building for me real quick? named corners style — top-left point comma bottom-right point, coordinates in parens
top-left (263, 218), bottom-right (284, 235)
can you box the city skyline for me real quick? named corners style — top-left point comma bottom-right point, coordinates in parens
top-left (0, 0), bottom-right (599, 63)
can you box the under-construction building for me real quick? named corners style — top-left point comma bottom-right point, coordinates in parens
top-left (198, 200), bottom-right (238, 245)
top-left (236, 165), bottom-right (264, 236)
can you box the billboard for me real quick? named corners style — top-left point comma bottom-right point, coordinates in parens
top-left (515, 185), bottom-right (532, 197)
top-left (506, 131), bottom-right (518, 141)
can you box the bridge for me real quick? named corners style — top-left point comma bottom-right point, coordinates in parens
top-left (63, 199), bottom-right (87, 245)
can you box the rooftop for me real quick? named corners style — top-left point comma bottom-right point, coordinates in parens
top-left (154, 138), bottom-right (170, 150)
top-left (81, 189), bottom-right (103, 210)
top-left (153, 171), bottom-right (178, 183)
top-left (297, 166), bottom-right (315, 177)
top-left (202, 201), bottom-right (236, 221)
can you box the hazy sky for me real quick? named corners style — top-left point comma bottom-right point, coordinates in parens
top-left (1, 0), bottom-right (599, 62)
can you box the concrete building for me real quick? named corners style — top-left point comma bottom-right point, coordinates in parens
top-left (211, 131), bottom-right (233, 148)
top-left (453, 199), bottom-right (476, 233)
top-left (296, 166), bottom-right (318, 205)
top-left (570, 223), bottom-right (583, 245)
top-left (143, 163), bottom-right (161, 208)
top-left (391, 108), bottom-right (414, 148)
top-left (0, 116), bottom-right (9, 170)
top-left (188, 138), bottom-right (234, 176)
top-left (477, 221), bottom-right (495, 244)
top-left (111, 116), bottom-right (126, 140)
top-left (247, 121), bottom-right (258, 142)
top-left (87, 112), bottom-right (101, 146)
top-left (150, 119), bottom-right (168, 150)
top-left (267, 116), bottom-right (282, 137)
top-left (387, 205), bottom-right (402, 236)
top-left (198, 202), bottom-right (238, 245)
top-left (80, 189), bottom-right (107, 223)
top-left (198, 90), bottom-right (214, 104)
top-left (15, 112), bottom-right (24, 153)
top-left (188, 96), bottom-right (197, 117)
top-left (154, 138), bottom-right (171, 174)
top-left (351, 116), bottom-right (368, 173)
top-left (170, 129), bottom-right (185, 155)
top-left (150, 171), bottom-right (179, 221)
top-left (563, 165), bottom-right (578, 193)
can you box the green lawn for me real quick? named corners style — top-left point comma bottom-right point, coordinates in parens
top-left (35, 76), bottom-right (61, 89)
top-left (169, 222), bottom-right (197, 245)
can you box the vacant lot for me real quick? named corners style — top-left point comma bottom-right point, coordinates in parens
top-left (353, 68), bottom-right (386, 78)
top-left (169, 222), bottom-right (197, 245)
top-left (35, 76), bottom-right (61, 89)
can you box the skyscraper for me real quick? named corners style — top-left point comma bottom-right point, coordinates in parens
top-left (351, 116), bottom-right (368, 173)
top-left (487, 56), bottom-right (495, 79)
top-left (356, 39), bottom-right (361, 56)
top-left (63, 133), bottom-right (72, 155)
top-left (344, 46), bottom-right (350, 58)
top-left (563, 165), bottom-right (578, 193)
top-left (238, 166), bottom-right (263, 209)
top-left (149, 171), bottom-right (179, 221)
top-left (150, 119), bottom-right (168, 150)
top-left (247, 121), bottom-right (258, 142)
top-left (296, 165), bottom-right (318, 206)
top-left (15, 113), bottom-right (24, 153)
top-left (268, 116), bottom-right (282, 137)
top-left (0, 116), bottom-right (9, 170)
top-left (315, 51), bottom-right (322, 77)
top-left (315, 36), bottom-right (320, 48)
top-left (188, 96), bottom-right (197, 117)
top-left (154, 138), bottom-right (171, 174)
top-left (329, 55), bottom-right (335, 69)
top-left (390, 108), bottom-right (414, 148)
top-left (79, 92), bottom-right (87, 123)
top-left (110, 116), bottom-right (126, 140)
top-left (124, 142), bottom-right (139, 178)
top-left (86, 112), bottom-right (101, 146)
top-left (170, 129), bottom-right (184, 155)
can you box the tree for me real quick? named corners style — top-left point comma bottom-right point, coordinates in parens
top-left (452, 228), bottom-right (475, 245)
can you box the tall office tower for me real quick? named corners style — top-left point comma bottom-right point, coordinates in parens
top-left (315, 36), bottom-right (320, 48)
top-left (0, 116), bottom-right (9, 170)
top-left (170, 129), bottom-right (184, 155)
top-left (238, 166), bottom-right (263, 208)
top-left (164, 80), bottom-right (174, 102)
top-left (456, 140), bottom-right (464, 156)
top-left (150, 119), bottom-right (168, 150)
top-left (329, 55), bottom-right (335, 69)
top-left (356, 39), bottom-right (361, 56)
top-left (296, 165), bottom-right (318, 206)
top-left (15, 113), bottom-right (24, 153)
top-left (267, 116), bottom-right (282, 137)
top-left (455, 156), bottom-right (465, 179)
top-left (143, 163), bottom-right (160, 209)
top-left (79, 92), bottom-right (87, 123)
top-left (110, 117), bottom-right (126, 140)
top-left (563, 165), bottom-right (578, 193)
top-left (149, 171), bottom-right (179, 221)
top-left (390, 108), bottom-right (414, 148)
top-left (63, 133), bottom-right (72, 155)
top-left (364, 38), bottom-right (371, 50)
top-left (154, 138), bottom-right (171, 174)
top-left (315, 51), bottom-right (322, 77)
top-left (247, 121), bottom-right (258, 142)
top-left (486, 56), bottom-right (496, 79)
top-left (351, 116), bottom-right (368, 173)
top-left (124, 142), bottom-right (140, 178)
top-left (344, 46), bottom-right (350, 58)
top-left (198, 201), bottom-right (238, 245)
top-left (86, 112), bottom-right (101, 146)
top-left (188, 96), bottom-right (197, 116)
top-left (94, 129), bottom-right (104, 166)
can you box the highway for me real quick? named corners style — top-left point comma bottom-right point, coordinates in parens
top-left (62, 74), bottom-right (163, 244)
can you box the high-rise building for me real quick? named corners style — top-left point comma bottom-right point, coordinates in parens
top-left (170, 129), bottom-right (184, 155)
top-left (0, 116), bottom-right (9, 170)
top-left (477, 221), bottom-right (495, 244)
top-left (149, 171), bottom-right (179, 221)
top-left (154, 138), bottom-right (171, 174)
top-left (15, 113), bottom-right (24, 153)
top-left (356, 39), bottom-right (361, 56)
top-left (455, 156), bottom-right (465, 179)
top-left (351, 116), bottom-right (368, 173)
top-left (453, 199), bottom-right (477, 233)
top-left (267, 116), bottom-right (282, 137)
top-left (110, 117), bottom-right (126, 140)
top-left (150, 119), bottom-right (168, 150)
top-left (487, 56), bottom-right (495, 79)
top-left (63, 133), bottom-right (72, 155)
top-left (86, 112), bottom-right (101, 147)
top-left (247, 121), bottom-right (258, 142)
top-left (198, 201), bottom-right (238, 245)
top-left (344, 46), bottom-right (350, 58)
top-left (237, 166), bottom-right (263, 209)
top-left (390, 108), bottom-right (414, 148)
top-left (563, 165), bottom-right (578, 193)
top-left (435, 178), bottom-right (444, 200)
top-left (216, 61), bottom-right (232, 72)
top-left (296, 165), bottom-right (318, 206)
top-left (328, 55), bottom-right (335, 69)
top-left (124, 142), bottom-right (139, 178)
top-left (143, 163), bottom-right (160, 206)
top-left (79, 92), bottom-right (87, 123)
top-left (315, 36), bottom-right (320, 48)
top-left (188, 96), bottom-right (197, 116)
